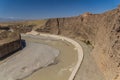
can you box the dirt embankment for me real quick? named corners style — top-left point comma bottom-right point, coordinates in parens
top-left (35, 8), bottom-right (120, 80)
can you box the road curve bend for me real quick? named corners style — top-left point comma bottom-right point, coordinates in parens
top-left (39, 33), bottom-right (84, 80)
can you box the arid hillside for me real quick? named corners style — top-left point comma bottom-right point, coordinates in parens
top-left (0, 7), bottom-right (120, 80)
top-left (36, 7), bottom-right (120, 80)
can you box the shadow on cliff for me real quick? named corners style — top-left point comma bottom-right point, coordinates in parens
top-left (0, 39), bottom-right (26, 60)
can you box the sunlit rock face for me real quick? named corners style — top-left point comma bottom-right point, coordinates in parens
top-left (0, 30), bottom-right (21, 58)
top-left (36, 7), bottom-right (120, 80)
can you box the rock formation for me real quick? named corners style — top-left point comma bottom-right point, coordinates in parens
top-left (0, 6), bottom-right (120, 80)
top-left (10, 24), bottom-right (34, 33)
top-left (0, 30), bottom-right (21, 58)
top-left (35, 7), bottom-right (120, 80)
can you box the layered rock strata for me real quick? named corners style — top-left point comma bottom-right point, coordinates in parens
top-left (36, 8), bottom-right (120, 80)
top-left (0, 30), bottom-right (21, 58)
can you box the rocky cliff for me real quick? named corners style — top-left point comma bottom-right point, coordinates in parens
top-left (0, 30), bottom-right (21, 58)
top-left (36, 8), bottom-right (120, 80)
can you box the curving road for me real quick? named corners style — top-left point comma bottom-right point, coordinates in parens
top-left (25, 31), bottom-right (84, 80)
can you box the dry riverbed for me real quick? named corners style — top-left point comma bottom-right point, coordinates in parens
top-left (0, 38), bottom-right (59, 80)
top-left (0, 34), bottom-right (78, 80)
top-left (22, 35), bottom-right (78, 80)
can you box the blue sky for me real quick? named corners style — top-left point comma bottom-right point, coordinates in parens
top-left (0, 0), bottom-right (120, 19)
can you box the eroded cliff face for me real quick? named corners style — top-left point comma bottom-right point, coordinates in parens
top-left (0, 30), bottom-right (21, 58)
top-left (36, 12), bottom-right (100, 46)
top-left (36, 8), bottom-right (120, 80)
top-left (92, 9), bottom-right (120, 80)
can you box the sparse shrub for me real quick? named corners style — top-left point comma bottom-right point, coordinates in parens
top-left (83, 40), bottom-right (91, 45)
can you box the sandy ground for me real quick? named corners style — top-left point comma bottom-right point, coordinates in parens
top-left (0, 41), bottom-right (59, 80)
top-left (74, 40), bottom-right (105, 80)
top-left (24, 32), bottom-right (84, 80)
top-left (22, 35), bottom-right (78, 80)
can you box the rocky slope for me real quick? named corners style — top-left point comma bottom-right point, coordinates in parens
top-left (36, 8), bottom-right (120, 80)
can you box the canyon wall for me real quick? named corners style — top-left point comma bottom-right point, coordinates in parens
top-left (36, 8), bottom-right (120, 80)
